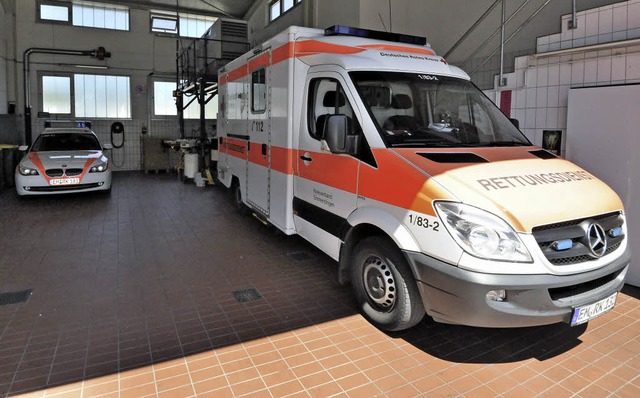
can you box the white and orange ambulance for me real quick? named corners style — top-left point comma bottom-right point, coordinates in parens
top-left (217, 25), bottom-right (631, 331)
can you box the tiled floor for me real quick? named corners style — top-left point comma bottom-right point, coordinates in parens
top-left (0, 172), bottom-right (639, 398)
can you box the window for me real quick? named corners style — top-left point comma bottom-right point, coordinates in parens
top-left (251, 69), bottom-right (266, 113)
top-left (38, 1), bottom-right (129, 30)
top-left (153, 81), bottom-right (217, 119)
top-left (307, 78), bottom-right (358, 140)
top-left (269, 1), bottom-right (280, 21)
top-left (151, 12), bottom-right (216, 38)
top-left (42, 76), bottom-right (71, 114)
top-left (269, 0), bottom-right (303, 22)
top-left (151, 15), bottom-right (178, 34)
top-left (41, 73), bottom-right (131, 118)
top-left (179, 14), bottom-right (216, 38)
top-left (39, 2), bottom-right (70, 22)
top-left (72, 3), bottom-right (129, 30)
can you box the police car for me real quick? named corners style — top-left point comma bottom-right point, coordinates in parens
top-left (15, 128), bottom-right (112, 196)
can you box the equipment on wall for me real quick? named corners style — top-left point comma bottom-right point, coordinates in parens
top-left (110, 121), bottom-right (126, 168)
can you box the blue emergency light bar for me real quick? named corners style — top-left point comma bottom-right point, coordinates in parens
top-left (324, 25), bottom-right (427, 46)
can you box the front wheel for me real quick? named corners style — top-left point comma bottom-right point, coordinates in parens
top-left (350, 236), bottom-right (425, 331)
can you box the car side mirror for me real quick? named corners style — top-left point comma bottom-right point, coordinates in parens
top-left (103, 143), bottom-right (113, 150)
top-left (323, 114), bottom-right (359, 155)
top-left (509, 118), bottom-right (520, 129)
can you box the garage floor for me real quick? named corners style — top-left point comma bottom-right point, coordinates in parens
top-left (0, 172), bottom-right (639, 398)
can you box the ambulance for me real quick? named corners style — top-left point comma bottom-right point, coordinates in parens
top-left (217, 25), bottom-right (631, 331)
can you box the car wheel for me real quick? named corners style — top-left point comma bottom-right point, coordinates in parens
top-left (233, 181), bottom-right (249, 215)
top-left (351, 236), bottom-right (425, 331)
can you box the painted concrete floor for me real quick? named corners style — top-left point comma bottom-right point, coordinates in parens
top-left (0, 172), bottom-right (638, 397)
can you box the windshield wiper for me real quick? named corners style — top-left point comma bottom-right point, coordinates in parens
top-left (486, 141), bottom-right (530, 147)
top-left (390, 140), bottom-right (460, 148)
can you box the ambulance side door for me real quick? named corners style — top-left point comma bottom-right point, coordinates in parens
top-left (293, 72), bottom-right (361, 260)
top-left (245, 49), bottom-right (271, 216)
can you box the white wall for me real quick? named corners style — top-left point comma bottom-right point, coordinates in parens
top-left (8, 1), bottom-right (210, 170)
top-left (486, 0), bottom-right (640, 150)
top-left (566, 85), bottom-right (640, 286)
top-left (0, 2), bottom-right (8, 115)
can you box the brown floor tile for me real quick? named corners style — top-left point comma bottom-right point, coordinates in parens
top-left (0, 174), bottom-right (639, 398)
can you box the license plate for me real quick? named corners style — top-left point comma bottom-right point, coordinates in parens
top-left (571, 292), bottom-right (617, 326)
top-left (50, 178), bottom-right (80, 186)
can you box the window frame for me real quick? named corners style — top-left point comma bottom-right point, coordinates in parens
top-left (72, 2), bottom-right (130, 31)
top-left (37, 0), bottom-right (71, 24)
top-left (39, 71), bottom-right (132, 119)
top-left (150, 13), bottom-right (178, 35)
top-left (251, 68), bottom-right (267, 114)
top-left (268, 0), bottom-right (303, 23)
top-left (39, 72), bottom-right (73, 116)
top-left (152, 80), bottom-right (217, 120)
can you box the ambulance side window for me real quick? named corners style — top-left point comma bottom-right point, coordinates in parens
top-left (307, 78), bottom-right (361, 140)
top-left (251, 68), bottom-right (266, 114)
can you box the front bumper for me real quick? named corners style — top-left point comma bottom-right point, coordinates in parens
top-left (405, 246), bottom-right (631, 328)
top-left (15, 171), bottom-right (112, 195)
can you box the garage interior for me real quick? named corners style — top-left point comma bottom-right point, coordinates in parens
top-left (1, 0), bottom-right (640, 397)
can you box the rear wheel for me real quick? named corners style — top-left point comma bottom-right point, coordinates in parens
top-left (232, 180), bottom-right (249, 215)
top-left (351, 236), bottom-right (425, 331)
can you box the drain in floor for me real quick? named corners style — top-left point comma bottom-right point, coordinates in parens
top-left (0, 289), bottom-right (33, 306)
top-left (232, 288), bottom-right (263, 303)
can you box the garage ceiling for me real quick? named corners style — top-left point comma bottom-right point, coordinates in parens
top-left (95, 0), bottom-right (256, 19)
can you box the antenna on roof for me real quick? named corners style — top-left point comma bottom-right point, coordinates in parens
top-left (388, 0), bottom-right (392, 32)
top-left (378, 13), bottom-right (388, 32)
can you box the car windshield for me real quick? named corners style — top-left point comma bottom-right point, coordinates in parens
top-left (350, 71), bottom-right (531, 148)
top-left (31, 133), bottom-right (102, 151)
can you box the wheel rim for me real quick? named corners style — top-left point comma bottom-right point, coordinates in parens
top-left (362, 255), bottom-right (396, 311)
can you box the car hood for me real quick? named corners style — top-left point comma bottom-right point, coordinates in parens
top-left (23, 150), bottom-right (105, 172)
top-left (392, 147), bottom-right (625, 233)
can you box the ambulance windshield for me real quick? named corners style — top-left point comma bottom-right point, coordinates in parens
top-left (350, 71), bottom-right (531, 148)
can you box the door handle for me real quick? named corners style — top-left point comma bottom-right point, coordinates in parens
top-left (262, 143), bottom-right (267, 156)
top-left (300, 155), bottom-right (312, 162)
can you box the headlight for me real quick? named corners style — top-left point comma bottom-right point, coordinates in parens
top-left (89, 162), bottom-right (108, 173)
top-left (18, 165), bottom-right (39, 176)
top-left (434, 202), bottom-right (532, 263)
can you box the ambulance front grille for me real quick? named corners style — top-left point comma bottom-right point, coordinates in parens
top-left (532, 212), bottom-right (624, 265)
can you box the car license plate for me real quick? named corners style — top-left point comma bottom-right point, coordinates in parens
top-left (50, 178), bottom-right (80, 186)
top-left (571, 292), bottom-right (617, 326)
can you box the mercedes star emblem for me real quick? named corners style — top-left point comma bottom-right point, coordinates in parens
top-left (587, 223), bottom-right (607, 258)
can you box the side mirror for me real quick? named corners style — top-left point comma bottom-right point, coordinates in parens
top-left (103, 143), bottom-right (113, 150)
top-left (509, 118), bottom-right (520, 129)
top-left (323, 114), bottom-right (359, 155)
top-left (18, 145), bottom-right (29, 151)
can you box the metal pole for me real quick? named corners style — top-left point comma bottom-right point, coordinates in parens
top-left (570, 0), bottom-right (577, 29)
top-left (444, 0), bottom-right (501, 59)
top-left (23, 47), bottom-right (109, 145)
top-left (461, 0), bottom-right (534, 68)
top-left (470, 0), bottom-right (553, 76)
top-left (499, 0), bottom-right (506, 86)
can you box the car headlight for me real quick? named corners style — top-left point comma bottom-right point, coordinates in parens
top-left (434, 201), bottom-right (532, 263)
top-left (89, 162), bottom-right (108, 173)
top-left (18, 165), bottom-right (39, 176)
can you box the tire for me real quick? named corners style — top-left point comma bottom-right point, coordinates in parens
top-left (350, 236), bottom-right (425, 331)
top-left (232, 181), bottom-right (249, 215)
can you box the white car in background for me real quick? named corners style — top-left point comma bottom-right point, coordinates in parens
top-left (15, 128), bottom-right (112, 196)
